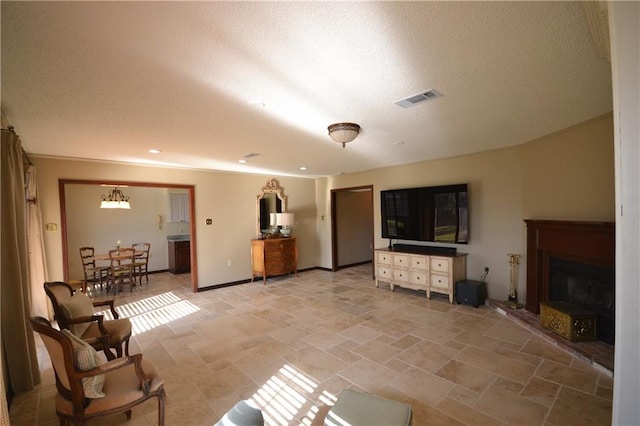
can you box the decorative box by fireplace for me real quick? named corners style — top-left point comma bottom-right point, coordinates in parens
top-left (540, 301), bottom-right (597, 341)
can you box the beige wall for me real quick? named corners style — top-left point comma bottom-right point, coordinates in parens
top-left (521, 114), bottom-right (615, 221)
top-left (321, 114), bottom-right (614, 302)
top-left (34, 114), bottom-right (613, 300)
top-left (34, 159), bottom-right (317, 288)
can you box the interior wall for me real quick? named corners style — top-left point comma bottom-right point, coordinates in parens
top-left (335, 189), bottom-right (373, 267)
top-left (320, 114), bottom-right (614, 303)
top-left (521, 114), bottom-right (615, 220)
top-left (65, 185), bottom-right (173, 280)
top-left (34, 158), bottom-right (317, 288)
top-left (609, 1), bottom-right (640, 423)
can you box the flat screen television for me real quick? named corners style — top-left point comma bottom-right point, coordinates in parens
top-left (381, 184), bottom-right (468, 244)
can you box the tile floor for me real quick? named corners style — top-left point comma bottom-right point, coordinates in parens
top-left (9, 265), bottom-right (613, 425)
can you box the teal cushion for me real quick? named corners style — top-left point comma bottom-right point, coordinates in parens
top-left (215, 400), bottom-right (264, 426)
top-left (325, 389), bottom-right (412, 426)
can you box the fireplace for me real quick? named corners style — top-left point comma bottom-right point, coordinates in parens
top-left (524, 220), bottom-right (615, 343)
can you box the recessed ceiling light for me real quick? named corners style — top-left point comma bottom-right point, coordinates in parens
top-left (299, 166), bottom-right (307, 171)
top-left (239, 159), bottom-right (247, 164)
top-left (148, 149), bottom-right (161, 154)
top-left (248, 100), bottom-right (266, 108)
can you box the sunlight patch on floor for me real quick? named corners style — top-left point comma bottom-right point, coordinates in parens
top-left (250, 364), bottom-right (338, 426)
top-left (95, 292), bottom-right (199, 335)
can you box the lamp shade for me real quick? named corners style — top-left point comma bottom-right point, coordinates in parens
top-left (276, 212), bottom-right (295, 228)
top-left (328, 123), bottom-right (360, 148)
top-left (100, 187), bottom-right (131, 209)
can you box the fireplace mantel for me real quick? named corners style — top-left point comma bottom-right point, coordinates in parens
top-left (524, 220), bottom-right (615, 313)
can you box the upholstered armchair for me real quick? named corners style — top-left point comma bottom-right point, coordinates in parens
top-left (29, 316), bottom-right (165, 426)
top-left (44, 281), bottom-right (132, 359)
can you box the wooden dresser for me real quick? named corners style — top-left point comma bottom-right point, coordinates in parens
top-left (251, 237), bottom-right (298, 284)
top-left (375, 247), bottom-right (467, 303)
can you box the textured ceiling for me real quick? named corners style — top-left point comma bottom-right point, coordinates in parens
top-left (1, 1), bottom-right (612, 177)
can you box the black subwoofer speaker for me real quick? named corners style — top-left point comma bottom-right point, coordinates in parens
top-left (456, 280), bottom-right (487, 308)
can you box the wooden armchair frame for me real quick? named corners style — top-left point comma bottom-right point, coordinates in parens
top-left (29, 316), bottom-right (165, 426)
top-left (44, 281), bottom-right (131, 360)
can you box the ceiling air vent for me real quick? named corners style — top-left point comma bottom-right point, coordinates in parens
top-left (243, 153), bottom-right (260, 159)
top-left (395, 89), bottom-right (443, 108)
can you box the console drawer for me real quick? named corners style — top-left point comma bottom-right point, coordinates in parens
top-left (377, 252), bottom-right (391, 265)
top-left (393, 269), bottom-right (409, 282)
top-left (430, 257), bottom-right (450, 273)
top-left (392, 254), bottom-right (409, 268)
top-left (410, 255), bottom-right (428, 269)
top-left (430, 273), bottom-right (449, 290)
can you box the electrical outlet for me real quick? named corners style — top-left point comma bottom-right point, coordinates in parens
top-left (227, 260), bottom-right (232, 267)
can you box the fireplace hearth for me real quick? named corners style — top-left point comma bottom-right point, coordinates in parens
top-left (524, 220), bottom-right (615, 344)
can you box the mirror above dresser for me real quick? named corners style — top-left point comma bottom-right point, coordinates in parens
top-left (256, 179), bottom-right (287, 237)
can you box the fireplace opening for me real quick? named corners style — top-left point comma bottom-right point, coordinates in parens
top-left (549, 257), bottom-right (615, 344)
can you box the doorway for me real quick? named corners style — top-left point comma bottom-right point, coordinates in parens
top-left (59, 179), bottom-right (198, 292)
top-left (331, 185), bottom-right (374, 273)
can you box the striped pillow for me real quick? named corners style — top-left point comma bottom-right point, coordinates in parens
top-left (62, 330), bottom-right (106, 398)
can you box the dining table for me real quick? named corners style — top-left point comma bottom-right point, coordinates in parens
top-left (93, 250), bottom-right (144, 262)
top-left (93, 249), bottom-right (144, 293)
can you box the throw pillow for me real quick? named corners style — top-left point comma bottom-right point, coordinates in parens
top-left (62, 329), bottom-right (106, 398)
top-left (60, 291), bottom-right (94, 337)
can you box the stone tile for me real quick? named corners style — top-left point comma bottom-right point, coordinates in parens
top-left (390, 367), bottom-right (454, 406)
top-left (437, 397), bottom-right (501, 425)
top-left (492, 341), bottom-right (542, 366)
top-left (435, 359), bottom-right (496, 393)
top-left (301, 329), bottom-right (348, 350)
top-left (391, 334), bottom-right (420, 350)
top-left (520, 376), bottom-right (559, 407)
top-left (385, 357), bottom-right (412, 374)
top-left (353, 338), bottom-right (404, 363)
top-left (535, 360), bottom-right (599, 394)
top-left (325, 344), bottom-right (361, 364)
top-left (338, 324), bottom-right (382, 344)
top-left (406, 397), bottom-right (466, 426)
top-left (397, 340), bottom-right (459, 373)
top-left (546, 387), bottom-right (612, 425)
top-left (284, 345), bottom-right (347, 383)
top-left (473, 378), bottom-right (547, 426)
top-left (410, 323), bottom-right (463, 344)
top-left (455, 346), bottom-right (537, 384)
top-left (483, 321), bottom-right (532, 346)
top-left (338, 358), bottom-right (398, 394)
top-left (521, 339), bottom-right (573, 365)
top-left (453, 330), bottom-right (501, 351)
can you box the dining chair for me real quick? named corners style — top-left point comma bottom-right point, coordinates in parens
top-left (29, 316), bottom-right (165, 426)
top-left (132, 242), bottom-right (151, 285)
top-left (44, 281), bottom-right (132, 359)
top-left (79, 246), bottom-right (110, 293)
top-left (108, 247), bottom-right (136, 293)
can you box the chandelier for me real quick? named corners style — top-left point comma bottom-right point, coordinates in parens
top-left (100, 187), bottom-right (131, 209)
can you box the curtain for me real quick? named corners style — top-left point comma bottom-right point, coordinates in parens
top-left (26, 165), bottom-right (49, 319)
top-left (1, 128), bottom-right (40, 397)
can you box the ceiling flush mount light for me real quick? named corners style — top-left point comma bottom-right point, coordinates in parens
top-left (328, 122), bottom-right (360, 148)
top-left (100, 187), bottom-right (131, 209)
top-left (148, 149), bottom-right (161, 154)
